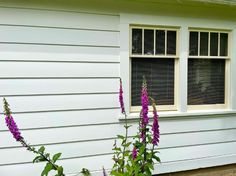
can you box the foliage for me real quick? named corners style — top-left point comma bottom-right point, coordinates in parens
top-left (111, 78), bottom-right (161, 176)
top-left (3, 98), bottom-right (93, 176)
top-left (2, 78), bottom-right (160, 176)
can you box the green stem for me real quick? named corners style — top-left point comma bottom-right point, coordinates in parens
top-left (121, 112), bottom-right (128, 173)
top-left (141, 124), bottom-right (148, 174)
top-left (144, 126), bottom-right (147, 162)
top-left (20, 139), bottom-right (65, 176)
top-left (151, 144), bottom-right (155, 158)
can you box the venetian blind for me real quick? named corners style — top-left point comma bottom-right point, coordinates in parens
top-left (188, 59), bottom-right (225, 105)
top-left (131, 58), bottom-right (175, 106)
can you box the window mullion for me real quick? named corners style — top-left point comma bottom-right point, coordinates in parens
top-left (154, 29), bottom-right (156, 55)
top-left (142, 29), bottom-right (144, 55)
top-left (218, 32), bottom-right (220, 56)
top-left (208, 32), bottom-right (210, 56)
top-left (178, 26), bottom-right (188, 112)
top-left (165, 30), bottom-right (167, 56)
top-left (198, 31), bottom-right (200, 56)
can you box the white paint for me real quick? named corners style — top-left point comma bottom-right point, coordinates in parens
top-left (0, 26), bottom-right (119, 47)
top-left (231, 28), bottom-right (236, 109)
top-left (178, 25), bottom-right (188, 112)
top-left (0, 46), bottom-right (120, 59)
top-left (1, 146), bottom-right (236, 176)
top-left (0, 2), bottom-right (236, 176)
top-left (1, 112), bottom-right (236, 142)
top-left (0, 62), bottom-right (119, 78)
top-left (0, 79), bottom-right (118, 96)
top-left (0, 109), bottom-right (120, 130)
top-left (119, 22), bottom-right (130, 112)
top-left (0, 94), bottom-right (119, 113)
top-left (1, 128), bottom-right (236, 165)
top-left (0, 7), bottom-right (120, 31)
top-left (0, 51), bottom-right (120, 62)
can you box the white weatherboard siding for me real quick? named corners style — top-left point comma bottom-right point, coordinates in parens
top-left (0, 1), bottom-right (236, 176)
top-left (0, 4), bottom-right (121, 176)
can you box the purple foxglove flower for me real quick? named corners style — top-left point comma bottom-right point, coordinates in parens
top-left (141, 81), bottom-right (149, 126)
top-left (5, 115), bottom-right (23, 141)
top-left (140, 80), bottom-right (149, 141)
top-left (132, 147), bottom-right (138, 160)
top-left (119, 79), bottom-right (125, 114)
top-left (151, 102), bottom-right (160, 146)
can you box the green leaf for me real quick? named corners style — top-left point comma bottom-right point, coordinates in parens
top-left (81, 168), bottom-right (91, 176)
top-left (57, 166), bottom-right (64, 176)
top-left (45, 153), bottom-right (50, 159)
top-left (147, 135), bottom-right (152, 143)
top-left (144, 165), bottom-right (151, 175)
top-left (38, 146), bottom-right (45, 154)
top-left (139, 145), bottom-right (145, 154)
top-left (123, 142), bottom-right (132, 147)
top-left (41, 163), bottom-right (53, 176)
top-left (110, 170), bottom-right (123, 176)
top-left (146, 162), bottom-right (154, 170)
top-left (124, 125), bottom-right (132, 129)
top-left (53, 153), bottom-right (62, 163)
top-left (112, 147), bottom-right (122, 152)
top-left (33, 156), bottom-right (44, 163)
top-left (153, 155), bottom-right (161, 163)
top-left (117, 135), bottom-right (125, 139)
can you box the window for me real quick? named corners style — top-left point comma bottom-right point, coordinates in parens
top-left (188, 30), bottom-right (229, 110)
top-left (130, 26), bottom-right (179, 112)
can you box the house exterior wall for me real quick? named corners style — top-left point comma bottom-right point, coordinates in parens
top-left (0, 0), bottom-right (236, 176)
top-left (159, 164), bottom-right (236, 176)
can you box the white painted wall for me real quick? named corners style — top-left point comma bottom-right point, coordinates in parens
top-left (0, 4), bottom-right (121, 176)
top-left (0, 1), bottom-right (236, 176)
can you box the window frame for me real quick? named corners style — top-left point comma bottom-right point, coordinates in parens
top-left (129, 25), bottom-right (180, 112)
top-left (187, 28), bottom-right (231, 110)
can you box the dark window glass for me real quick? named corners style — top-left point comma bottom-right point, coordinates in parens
top-left (167, 31), bottom-right (176, 55)
top-left (132, 29), bottom-right (142, 54)
top-left (210, 33), bottom-right (218, 56)
top-left (131, 58), bottom-right (175, 106)
top-left (188, 59), bottom-right (225, 105)
top-left (156, 30), bottom-right (165, 55)
top-left (189, 32), bottom-right (199, 56)
top-left (200, 32), bottom-right (209, 56)
top-left (220, 33), bottom-right (228, 56)
top-left (144, 29), bottom-right (154, 55)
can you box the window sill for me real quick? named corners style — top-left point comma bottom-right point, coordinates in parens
top-left (119, 109), bottom-right (236, 122)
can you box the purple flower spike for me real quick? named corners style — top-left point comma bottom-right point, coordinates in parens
top-left (141, 80), bottom-right (149, 126)
top-left (151, 101), bottom-right (160, 146)
top-left (132, 147), bottom-right (138, 160)
top-left (119, 79), bottom-right (125, 114)
top-left (5, 115), bottom-right (23, 141)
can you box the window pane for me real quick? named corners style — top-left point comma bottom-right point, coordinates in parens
top-left (200, 32), bottom-right (209, 56)
top-left (167, 31), bottom-right (176, 55)
top-left (131, 58), bottom-right (175, 106)
top-left (189, 32), bottom-right (199, 56)
top-left (188, 59), bottom-right (225, 105)
top-left (132, 29), bottom-right (142, 54)
top-left (144, 29), bottom-right (154, 55)
top-left (210, 33), bottom-right (219, 56)
top-left (220, 33), bottom-right (228, 56)
top-left (156, 30), bottom-right (165, 55)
